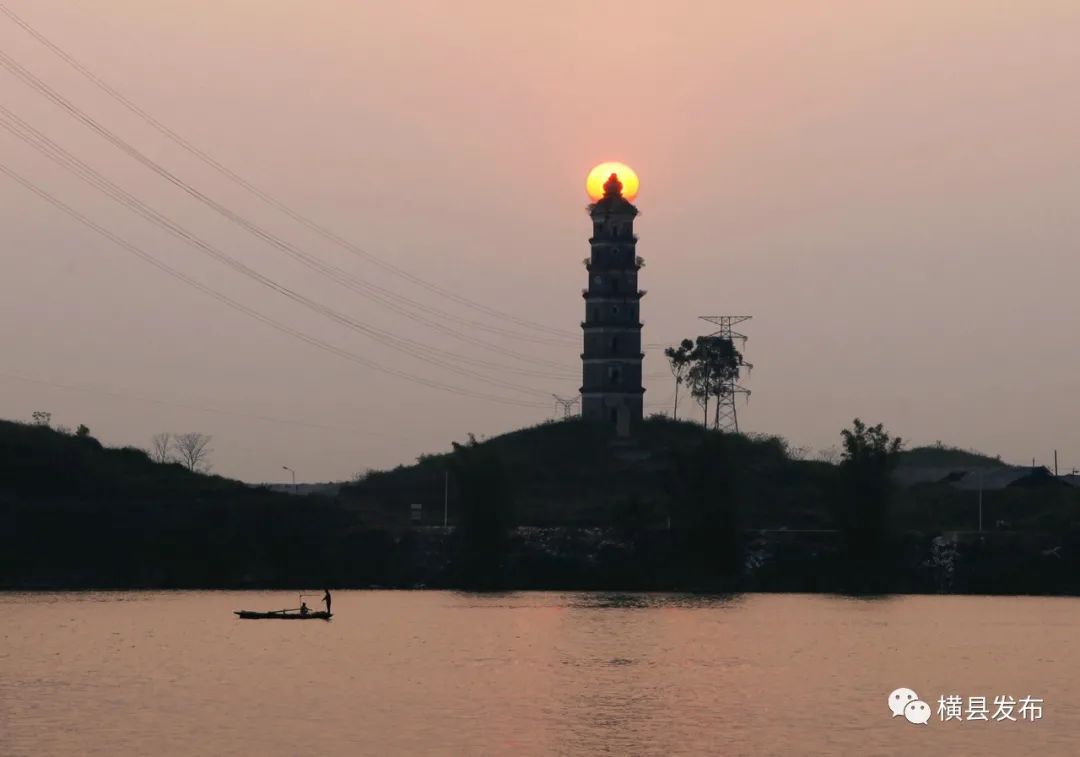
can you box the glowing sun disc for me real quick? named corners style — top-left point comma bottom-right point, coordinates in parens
top-left (586, 162), bottom-right (639, 201)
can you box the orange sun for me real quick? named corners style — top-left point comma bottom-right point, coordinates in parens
top-left (586, 162), bottom-right (639, 201)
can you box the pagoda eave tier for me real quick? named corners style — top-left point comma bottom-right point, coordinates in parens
top-left (579, 388), bottom-right (646, 396)
top-left (582, 290), bottom-right (645, 299)
top-left (587, 197), bottom-right (639, 216)
top-left (580, 322), bottom-right (643, 330)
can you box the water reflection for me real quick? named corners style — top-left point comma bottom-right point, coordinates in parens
top-left (569, 592), bottom-right (744, 610)
top-left (3, 591), bottom-right (1079, 755)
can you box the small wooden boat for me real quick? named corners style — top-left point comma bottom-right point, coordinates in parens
top-left (234, 609), bottom-right (332, 620)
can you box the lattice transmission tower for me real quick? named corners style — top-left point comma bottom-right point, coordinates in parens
top-left (698, 316), bottom-right (752, 433)
top-left (552, 394), bottom-right (581, 419)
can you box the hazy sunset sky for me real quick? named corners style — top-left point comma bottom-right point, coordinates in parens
top-left (2, 1), bottom-right (1079, 482)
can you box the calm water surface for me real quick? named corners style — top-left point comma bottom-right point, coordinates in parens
top-left (2, 592), bottom-right (1078, 755)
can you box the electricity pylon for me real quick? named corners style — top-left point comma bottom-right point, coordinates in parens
top-left (552, 394), bottom-right (581, 419)
top-left (698, 316), bottom-right (752, 433)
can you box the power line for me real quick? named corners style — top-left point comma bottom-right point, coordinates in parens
top-left (0, 110), bottom-right (566, 398)
top-left (0, 107), bottom-right (576, 382)
top-left (0, 1), bottom-right (578, 341)
top-left (0, 162), bottom-right (550, 409)
top-left (0, 370), bottom-right (416, 442)
top-left (0, 50), bottom-right (577, 378)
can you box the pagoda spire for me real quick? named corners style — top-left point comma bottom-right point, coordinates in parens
top-left (603, 173), bottom-right (623, 198)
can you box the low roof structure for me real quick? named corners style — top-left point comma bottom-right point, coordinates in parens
top-left (894, 465), bottom-right (1069, 490)
top-left (893, 466), bottom-right (995, 487)
top-left (949, 466), bottom-right (1062, 491)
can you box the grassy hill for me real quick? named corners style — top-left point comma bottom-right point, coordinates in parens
top-left (341, 416), bottom-right (840, 529)
top-left (0, 419), bottom-right (354, 588)
top-left (5, 415), bottom-right (1079, 591)
top-left (898, 443), bottom-right (1006, 469)
top-left (0, 419), bottom-right (257, 500)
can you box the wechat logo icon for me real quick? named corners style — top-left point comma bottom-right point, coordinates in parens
top-left (889, 687), bottom-right (930, 725)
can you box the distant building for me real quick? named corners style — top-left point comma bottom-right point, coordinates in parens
top-left (948, 466), bottom-right (1063, 491)
top-left (581, 173), bottom-right (645, 429)
top-left (893, 466), bottom-right (981, 488)
top-left (894, 465), bottom-right (1068, 490)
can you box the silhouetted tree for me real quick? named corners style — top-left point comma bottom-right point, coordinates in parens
top-left (75, 424), bottom-right (91, 438)
top-left (838, 419), bottom-right (903, 583)
top-left (450, 438), bottom-right (513, 589)
top-left (174, 433), bottom-right (212, 472)
top-left (150, 433), bottom-right (173, 464)
top-left (664, 339), bottom-right (695, 420)
top-left (817, 445), bottom-right (840, 465)
top-left (665, 435), bottom-right (742, 588)
top-left (687, 336), bottom-right (742, 429)
top-left (31, 411), bottom-right (51, 427)
top-left (613, 494), bottom-right (650, 540)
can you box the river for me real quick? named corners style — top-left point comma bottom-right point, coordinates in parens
top-left (2, 591), bottom-right (1077, 755)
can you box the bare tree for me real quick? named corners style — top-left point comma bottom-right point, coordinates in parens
top-left (173, 433), bottom-right (212, 472)
top-left (31, 410), bottom-right (51, 427)
top-left (150, 433), bottom-right (173, 464)
top-left (787, 443), bottom-right (812, 461)
top-left (817, 445), bottom-right (840, 465)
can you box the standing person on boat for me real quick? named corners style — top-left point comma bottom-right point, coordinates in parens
top-left (323, 589), bottom-right (332, 616)
top-left (300, 601), bottom-right (309, 616)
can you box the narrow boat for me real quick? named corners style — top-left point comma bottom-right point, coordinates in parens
top-left (234, 609), bottom-right (332, 620)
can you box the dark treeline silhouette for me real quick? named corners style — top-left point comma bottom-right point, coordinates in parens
top-left (450, 436), bottom-right (513, 589)
top-left (4, 417), bottom-right (1080, 593)
top-left (836, 419), bottom-right (904, 592)
top-left (663, 435), bottom-right (743, 590)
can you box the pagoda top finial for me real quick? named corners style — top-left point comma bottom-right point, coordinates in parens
top-left (603, 173), bottom-right (623, 198)
top-left (586, 162), bottom-right (639, 201)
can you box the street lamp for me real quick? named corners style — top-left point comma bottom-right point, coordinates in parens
top-left (282, 465), bottom-right (297, 495)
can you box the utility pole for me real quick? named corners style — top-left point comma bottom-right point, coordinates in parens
top-left (1054, 450), bottom-right (1059, 477)
top-left (702, 357), bottom-right (710, 428)
top-left (978, 470), bottom-right (983, 533)
top-left (282, 465), bottom-right (297, 495)
top-left (697, 316), bottom-right (753, 432)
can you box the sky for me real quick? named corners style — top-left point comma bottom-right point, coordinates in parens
top-left (1, 1), bottom-right (1079, 482)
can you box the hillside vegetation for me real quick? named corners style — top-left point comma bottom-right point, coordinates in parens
top-left (898, 443), bottom-right (1006, 469)
top-left (341, 417), bottom-right (839, 529)
top-left (0, 420), bottom-right (250, 499)
top-left (0, 419), bottom-right (352, 588)
top-left (4, 415), bottom-right (1079, 591)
